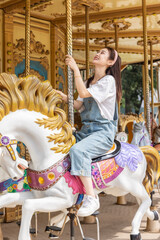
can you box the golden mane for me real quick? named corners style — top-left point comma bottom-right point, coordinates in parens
top-left (0, 73), bottom-right (75, 153)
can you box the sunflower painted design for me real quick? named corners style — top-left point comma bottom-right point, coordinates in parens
top-left (47, 172), bottom-right (55, 181)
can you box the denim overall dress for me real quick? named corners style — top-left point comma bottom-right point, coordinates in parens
top-left (69, 97), bottom-right (118, 177)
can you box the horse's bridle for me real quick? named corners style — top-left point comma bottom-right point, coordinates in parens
top-left (0, 133), bottom-right (17, 161)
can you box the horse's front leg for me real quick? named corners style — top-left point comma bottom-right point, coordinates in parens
top-left (18, 196), bottom-right (72, 240)
top-left (0, 191), bottom-right (34, 208)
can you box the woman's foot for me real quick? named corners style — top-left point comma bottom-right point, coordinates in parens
top-left (78, 195), bottom-right (100, 217)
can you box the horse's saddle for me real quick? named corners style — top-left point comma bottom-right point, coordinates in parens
top-left (92, 139), bottom-right (121, 163)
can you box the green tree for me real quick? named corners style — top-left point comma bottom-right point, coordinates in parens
top-left (121, 65), bottom-right (143, 114)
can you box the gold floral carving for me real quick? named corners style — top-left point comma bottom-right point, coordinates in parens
top-left (77, 28), bottom-right (104, 33)
top-left (19, 69), bottom-right (45, 81)
top-left (119, 113), bottom-right (144, 132)
top-left (13, 31), bottom-right (49, 55)
top-left (51, 13), bottom-right (66, 18)
top-left (40, 56), bottom-right (49, 71)
top-left (31, 1), bottom-right (54, 12)
top-left (13, 52), bottom-right (23, 66)
top-left (137, 37), bottom-right (160, 46)
top-left (94, 38), bottom-right (115, 45)
top-left (55, 41), bottom-right (65, 64)
top-left (102, 20), bottom-right (131, 31)
top-left (17, 142), bottom-right (31, 162)
top-left (71, 0), bottom-right (104, 12)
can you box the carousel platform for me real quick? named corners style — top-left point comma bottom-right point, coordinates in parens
top-left (1, 190), bottom-right (160, 240)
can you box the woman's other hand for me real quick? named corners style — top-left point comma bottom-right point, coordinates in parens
top-left (56, 90), bottom-right (68, 103)
top-left (65, 55), bottom-right (79, 73)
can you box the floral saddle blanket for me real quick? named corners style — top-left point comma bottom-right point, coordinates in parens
top-left (27, 142), bottom-right (143, 194)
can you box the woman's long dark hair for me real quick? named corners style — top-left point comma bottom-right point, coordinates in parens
top-left (87, 47), bottom-right (122, 102)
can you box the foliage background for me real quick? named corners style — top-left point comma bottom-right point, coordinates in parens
top-left (121, 65), bottom-right (157, 114)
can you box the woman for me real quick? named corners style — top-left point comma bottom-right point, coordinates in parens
top-left (57, 47), bottom-right (122, 217)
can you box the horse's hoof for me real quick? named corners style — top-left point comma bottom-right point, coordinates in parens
top-left (130, 233), bottom-right (142, 240)
top-left (45, 226), bottom-right (50, 233)
top-left (49, 233), bottom-right (59, 239)
top-left (153, 210), bottom-right (159, 221)
top-left (83, 238), bottom-right (96, 240)
top-left (30, 228), bottom-right (36, 234)
top-left (16, 220), bottom-right (21, 226)
top-left (49, 226), bottom-right (62, 232)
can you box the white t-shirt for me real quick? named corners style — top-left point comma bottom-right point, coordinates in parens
top-left (77, 75), bottom-right (116, 120)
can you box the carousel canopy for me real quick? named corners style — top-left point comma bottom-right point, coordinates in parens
top-left (1, 0), bottom-right (160, 65)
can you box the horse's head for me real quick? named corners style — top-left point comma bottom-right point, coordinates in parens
top-left (131, 121), bottom-right (151, 147)
top-left (0, 134), bottom-right (28, 180)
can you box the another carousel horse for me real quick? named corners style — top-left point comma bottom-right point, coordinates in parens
top-left (153, 126), bottom-right (160, 152)
top-left (131, 121), bottom-right (151, 147)
top-left (0, 73), bottom-right (160, 240)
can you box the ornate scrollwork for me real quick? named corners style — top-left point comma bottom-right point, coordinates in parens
top-left (94, 38), bottom-right (115, 45)
top-left (40, 56), bottom-right (49, 71)
top-left (13, 52), bottom-right (23, 66)
top-left (102, 20), bottom-right (131, 31)
top-left (119, 113), bottom-right (144, 132)
top-left (71, 0), bottom-right (104, 12)
top-left (55, 41), bottom-right (65, 64)
top-left (13, 31), bottom-right (49, 55)
top-left (137, 37), bottom-right (160, 46)
top-left (31, 1), bottom-right (54, 12)
top-left (19, 69), bottom-right (45, 81)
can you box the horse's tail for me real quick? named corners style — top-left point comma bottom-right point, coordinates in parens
top-left (140, 146), bottom-right (160, 195)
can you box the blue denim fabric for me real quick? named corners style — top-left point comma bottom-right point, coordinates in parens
top-left (69, 97), bottom-right (118, 177)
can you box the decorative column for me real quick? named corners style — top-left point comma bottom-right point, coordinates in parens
top-left (25, 0), bottom-right (31, 76)
top-left (3, 14), bottom-right (14, 73)
top-left (142, 0), bottom-right (151, 136)
top-left (66, 0), bottom-right (74, 127)
top-left (0, 223), bottom-right (3, 240)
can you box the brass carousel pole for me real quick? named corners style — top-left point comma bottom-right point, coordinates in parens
top-left (142, 0), bottom-right (151, 136)
top-left (115, 22), bottom-right (126, 205)
top-left (150, 41), bottom-right (154, 134)
top-left (114, 23), bottom-right (122, 132)
top-left (25, 0), bottom-right (30, 76)
top-left (84, 4), bottom-right (89, 80)
top-left (157, 64), bottom-right (160, 124)
top-left (142, 65), bottom-right (147, 122)
top-left (66, 0), bottom-right (74, 127)
top-left (114, 23), bottom-right (121, 118)
top-left (115, 23), bottom-right (118, 52)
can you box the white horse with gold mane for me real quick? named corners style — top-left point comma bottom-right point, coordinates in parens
top-left (0, 73), bottom-right (160, 240)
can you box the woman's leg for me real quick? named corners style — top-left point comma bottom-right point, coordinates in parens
top-left (79, 176), bottom-right (95, 197)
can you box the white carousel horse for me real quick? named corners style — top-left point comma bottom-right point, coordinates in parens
top-left (0, 73), bottom-right (160, 240)
top-left (131, 121), bottom-right (151, 147)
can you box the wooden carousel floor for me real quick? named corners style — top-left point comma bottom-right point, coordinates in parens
top-left (1, 191), bottom-right (160, 240)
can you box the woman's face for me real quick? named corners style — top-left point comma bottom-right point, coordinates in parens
top-left (93, 48), bottom-right (113, 67)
